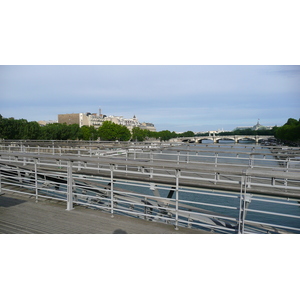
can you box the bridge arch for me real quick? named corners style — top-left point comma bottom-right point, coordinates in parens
top-left (236, 136), bottom-right (256, 143)
top-left (181, 138), bottom-right (192, 143)
top-left (215, 137), bottom-right (236, 143)
top-left (196, 137), bottom-right (214, 143)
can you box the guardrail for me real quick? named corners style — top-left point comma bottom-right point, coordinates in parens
top-left (0, 146), bottom-right (300, 233)
top-left (1, 143), bottom-right (300, 171)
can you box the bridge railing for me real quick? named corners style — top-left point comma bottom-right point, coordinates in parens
top-left (1, 149), bottom-right (300, 233)
top-left (1, 143), bottom-right (300, 172)
top-left (171, 135), bottom-right (275, 143)
top-left (131, 149), bottom-right (300, 172)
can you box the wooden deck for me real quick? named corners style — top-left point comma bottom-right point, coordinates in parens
top-left (0, 191), bottom-right (209, 234)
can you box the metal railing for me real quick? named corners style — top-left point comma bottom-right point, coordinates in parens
top-left (0, 145), bottom-right (300, 233)
top-left (1, 143), bottom-right (300, 171)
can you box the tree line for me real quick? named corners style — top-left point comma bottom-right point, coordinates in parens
top-left (2, 115), bottom-right (298, 143)
top-left (0, 115), bottom-right (194, 141)
top-left (274, 118), bottom-right (300, 143)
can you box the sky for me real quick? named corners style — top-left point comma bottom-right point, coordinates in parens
top-left (0, 65), bottom-right (299, 132)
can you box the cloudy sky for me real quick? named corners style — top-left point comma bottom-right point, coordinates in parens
top-left (0, 65), bottom-right (299, 132)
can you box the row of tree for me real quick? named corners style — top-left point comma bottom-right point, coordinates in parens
top-left (1, 115), bottom-right (298, 143)
top-left (131, 128), bottom-right (193, 142)
top-left (0, 115), bottom-right (193, 141)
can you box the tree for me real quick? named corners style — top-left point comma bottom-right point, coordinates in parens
top-left (131, 127), bottom-right (148, 141)
top-left (115, 124), bottom-right (131, 141)
top-left (0, 117), bottom-right (14, 139)
top-left (286, 118), bottom-right (298, 126)
top-left (158, 130), bottom-right (176, 141)
top-left (40, 123), bottom-right (58, 139)
top-left (68, 124), bottom-right (80, 140)
top-left (182, 131), bottom-right (194, 137)
top-left (275, 118), bottom-right (300, 142)
top-left (26, 121), bottom-right (41, 139)
top-left (98, 121), bottom-right (131, 141)
top-left (79, 125), bottom-right (98, 140)
top-left (98, 121), bottom-right (118, 141)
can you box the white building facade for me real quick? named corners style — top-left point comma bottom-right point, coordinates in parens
top-left (58, 110), bottom-right (156, 132)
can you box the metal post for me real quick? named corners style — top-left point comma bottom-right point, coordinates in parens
top-left (241, 176), bottom-right (251, 234)
top-left (175, 169), bottom-right (180, 230)
top-left (34, 158), bottom-right (38, 202)
top-left (110, 164), bottom-right (114, 217)
top-left (238, 175), bottom-right (251, 234)
top-left (150, 151), bottom-right (153, 178)
top-left (249, 155), bottom-right (253, 168)
top-left (214, 172), bottom-right (220, 184)
top-left (286, 158), bottom-right (290, 172)
top-left (143, 196), bottom-right (147, 220)
top-left (66, 160), bottom-right (74, 211)
top-left (17, 168), bottom-right (22, 183)
top-left (238, 176), bottom-right (245, 234)
top-left (125, 150), bottom-right (128, 173)
top-left (215, 153), bottom-right (218, 168)
top-left (241, 176), bottom-right (247, 234)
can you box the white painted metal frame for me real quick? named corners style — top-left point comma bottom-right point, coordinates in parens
top-left (0, 144), bottom-right (300, 233)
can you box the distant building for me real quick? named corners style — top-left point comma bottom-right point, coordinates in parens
top-left (58, 113), bottom-right (90, 127)
top-left (58, 111), bottom-right (107, 128)
top-left (234, 120), bottom-right (274, 131)
top-left (195, 129), bottom-right (224, 136)
top-left (37, 120), bottom-right (57, 126)
top-left (138, 122), bottom-right (156, 132)
top-left (88, 113), bottom-right (106, 128)
top-left (57, 110), bottom-right (156, 132)
top-left (104, 115), bottom-right (140, 131)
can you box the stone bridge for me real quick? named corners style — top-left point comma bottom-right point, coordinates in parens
top-left (171, 135), bottom-right (274, 144)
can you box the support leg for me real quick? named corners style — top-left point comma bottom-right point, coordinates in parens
top-left (66, 160), bottom-right (74, 211)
